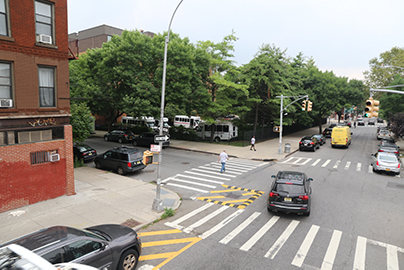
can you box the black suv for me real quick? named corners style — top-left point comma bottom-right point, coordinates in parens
top-left (94, 146), bottom-right (146, 175)
top-left (299, 136), bottom-right (320, 152)
top-left (104, 130), bottom-right (134, 144)
top-left (267, 171), bottom-right (313, 216)
top-left (1, 225), bottom-right (142, 270)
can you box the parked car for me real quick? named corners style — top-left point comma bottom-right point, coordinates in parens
top-left (267, 171), bottom-right (313, 216)
top-left (73, 143), bottom-right (97, 162)
top-left (104, 130), bottom-right (135, 144)
top-left (378, 144), bottom-right (400, 157)
top-left (322, 127), bottom-right (333, 138)
top-left (94, 146), bottom-right (146, 175)
top-left (368, 119), bottom-right (376, 125)
top-left (0, 244), bottom-right (97, 270)
top-left (312, 134), bottom-right (326, 145)
top-left (331, 126), bottom-right (352, 148)
top-left (377, 125), bottom-right (388, 133)
top-left (357, 120), bottom-right (365, 126)
top-left (377, 118), bottom-right (384, 123)
top-left (299, 136), bottom-right (320, 152)
top-left (377, 130), bottom-right (393, 140)
top-left (0, 225), bottom-right (142, 270)
top-left (133, 132), bottom-right (170, 148)
top-left (371, 152), bottom-right (401, 175)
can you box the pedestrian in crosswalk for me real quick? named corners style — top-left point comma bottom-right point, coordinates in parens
top-left (218, 149), bottom-right (229, 173)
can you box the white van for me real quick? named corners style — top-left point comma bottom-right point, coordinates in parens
top-left (174, 115), bottom-right (201, 129)
top-left (196, 122), bottom-right (238, 142)
top-left (121, 116), bottom-right (156, 130)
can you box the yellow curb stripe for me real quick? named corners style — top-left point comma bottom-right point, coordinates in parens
top-left (141, 237), bottom-right (200, 247)
top-left (138, 229), bottom-right (182, 237)
top-left (196, 196), bottom-right (225, 200)
top-left (139, 251), bottom-right (178, 261)
top-left (209, 189), bottom-right (235, 193)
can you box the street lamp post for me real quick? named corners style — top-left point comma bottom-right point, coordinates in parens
top-left (152, 0), bottom-right (184, 212)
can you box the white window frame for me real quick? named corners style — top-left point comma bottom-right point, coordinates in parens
top-left (0, 0), bottom-right (10, 37)
top-left (38, 66), bottom-right (56, 107)
top-left (35, 0), bottom-right (54, 44)
top-left (0, 61), bottom-right (12, 100)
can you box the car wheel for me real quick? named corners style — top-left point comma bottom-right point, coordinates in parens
top-left (133, 140), bottom-right (138, 146)
top-left (214, 137), bottom-right (220, 143)
top-left (104, 136), bottom-right (109, 141)
top-left (118, 249), bottom-right (139, 270)
top-left (305, 211), bottom-right (310, 216)
top-left (118, 138), bottom-right (123, 144)
top-left (95, 161), bottom-right (102, 169)
top-left (312, 146), bottom-right (316, 152)
top-left (117, 167), bottom-right (125, 175)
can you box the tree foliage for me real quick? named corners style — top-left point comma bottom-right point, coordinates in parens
top-left (70, 103), bottom-right (93, 143)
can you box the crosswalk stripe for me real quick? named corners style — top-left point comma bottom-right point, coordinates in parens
top-left (322, 159), bottom-right (331, 167)
top-left (387, 244), bottom-right (399, 270)
top-left (293, 158), bottom-right (303, 164)
top-left (166, 178), bottom-right (217, 189)
top-left (312, 159), bottom-right (321, 166)
top-left (345, 161), bottom-right (351, 170)
top-left (368, 165), bottom-right (373, 173)
top-left (164, 183), bottom-right (210, 193)
top-left (265, 220), bottom-right (300, 259)
top-left (353, 236), bottom-right (367, 270)
top-left (240, 216), bottom-right (280, 252)
top-left (333, 160), bottom-right (340, 169)
top-left (291, 225), bottom-right (320, 267)
top-left (321, 230), bottom-right (342, 270)
top-left (282, 157), bottom-right (294, 163)
top-left (301, 158), bottom-right (312, 165)
top-left (191, 168), bottom-right (237, 178)
top-left (199, 209), bottom-right (244, 239)
top-left (173, 174), bottom-right (224, 184)
top-left (183, 205), bottom-right (229, 234)
top-left (165, 203), bottom-right (214, 230)
top-left (357, 163), bottom-right (361, 172)
top-left (219, 212), bottom-right (261, 245)
top-left (198, 166), bottom-right (242, 175)
top-left (184, 171), bottom-right (231, 180)
top-left (227, 160), bottom-right (261, 168)
top-left (210, 162), bottom-right (254, 170)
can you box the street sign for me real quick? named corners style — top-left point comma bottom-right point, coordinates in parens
top-left (150, 144), bottom-right (160, 152)
top-left (273, 126), bottom-right (280, 132)
top-left (154, 134), bottom-right (170, 143)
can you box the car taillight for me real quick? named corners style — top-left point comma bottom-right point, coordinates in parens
top-left (270, 192), bottom-right (278, 197)
top-left (298, 195), bottom-right (309, 200)
top-left (398, 163), bottom-right (401, 169)
top-left (124, 134), bottom-right (128, 137)
top-left (299, 142), bottom-right (302, 144)
top-left (346, 138), bottom-right (348, 142)
top-left (82, 153), bottom-right (88, 156)
top-left (127, 162), bottom-right (132, 167)
top-left (376, 161), bottom-right (379, 166)
top-left (395, 151), bottom-right (399, 154)
top-left (309, 142), bottom-right (314, 145)
top-left (379, 149), bottom-right (384, 152)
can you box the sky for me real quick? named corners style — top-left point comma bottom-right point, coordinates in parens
top-left (67, 0), bottom-right (404, 81)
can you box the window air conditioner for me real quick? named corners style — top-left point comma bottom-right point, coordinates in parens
top-left (38, 34), bottom-right (52, 44)
top-left (0, 99), bottom-right (13, 108)
top-left (50, 153), bottom-right (60, 162)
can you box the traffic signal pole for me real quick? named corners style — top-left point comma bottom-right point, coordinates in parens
top-left (276, 95), bottom-right (308, 154)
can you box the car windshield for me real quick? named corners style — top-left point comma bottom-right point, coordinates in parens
top-left (275, 183), bottom-right (304, 194)
top-left (77, 145), bottom-right (92, 151)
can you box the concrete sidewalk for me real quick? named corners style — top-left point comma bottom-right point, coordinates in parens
top-left (0, 123), bottom-right (328, 244)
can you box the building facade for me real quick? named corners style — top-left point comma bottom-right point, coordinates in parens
top-left (0, 0), bottom-right (74, 213)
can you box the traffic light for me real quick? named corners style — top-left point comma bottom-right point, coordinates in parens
top-left (143, 150), bottom-right (154, 166)
top-left (302, 100), bottom-right (307, 111)
top-left (371, 99), bottom-right (380, 118)
top-left (365, 98), bottom-right (380, 118)
top-left (307, 101), bottom-right (313, 111)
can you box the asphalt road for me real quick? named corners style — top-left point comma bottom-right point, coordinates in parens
top-left (136, 125), bottom-right (404, 270)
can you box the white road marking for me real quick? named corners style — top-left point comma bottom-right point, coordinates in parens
top-left (368, 165), bottom-right (373, 173)
top-left (164, 183), bottom-right (209, 193)
top-left (191, 168), bottom-right (237, 177)
top-left (312, 159), bottom-right (321, 166)
top-left (386, 244), bottom-right (399, 270)
top-left (165, 203), bottom-right (214, 230)
top-left (199, 166), bottom-right (242, 175)
top-left (282, 157), bottom-right (294, 163)
top-left (345, 161), bottom-right (351, 170)
top-left (321, 230), bottom-right (342, 270)
top-left (199, 209), bottom-right (244, 239)
top-left (265, 220), bottom-right (300, 259)
top-left (356, 163), bottom-right (361, 172)
top-left (185, 171), bottom-right (231, 180)
top-left (322, 159), bottom-right (331, 167)
top-left (291, 225), bottom-right (320, 267)
top-left (333, 160), bottom-right (340, 169)
top-left (353, 236), bottom-right (367, 270)
top-left (301, 158), bottom-right (312, 165)
top-left (219, 212), bottom-right (261, 245)
top-left (240, 216), bottom-right (280, 251)
top-left (172, 174), bottom-right (224, 184)
top-left (293, 158), bottom-right (303, 164)
top-left (165, 178), bottom-right (216, 189)
top-left (183, 205), bottom-right (229, 233)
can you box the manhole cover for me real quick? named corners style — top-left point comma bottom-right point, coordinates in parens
top-left (145, 170), bottom-right (155, 173)
top-left (121, 218), bottom-right (141, 228)
top-left (225, 192), bottom-right (242, 199)
top-left (182, 162), bottom-right (190, 164)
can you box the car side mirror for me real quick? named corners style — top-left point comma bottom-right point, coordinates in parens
top-left (308, 178), bottom-right (313, 181)
top-left (271, 175), bottom-right (276, 178)
top-left (351, 132), bottom-right (353, 135)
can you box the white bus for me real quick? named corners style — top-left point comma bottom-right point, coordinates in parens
top-left (174, 115), bottom-right (201, 129)
top-left (121, 116), bottom-right (156, 129)
top-left (196, 122), bottom-right (238, 142)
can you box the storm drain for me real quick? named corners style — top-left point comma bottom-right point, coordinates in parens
top-left (121, 218), bottom-right (142, 228)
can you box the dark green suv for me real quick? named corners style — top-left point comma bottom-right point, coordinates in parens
top-left (94, 146), bottom-right (146, 175)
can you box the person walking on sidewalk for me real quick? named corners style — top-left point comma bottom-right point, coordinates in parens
top-left (218, 150), bottom-right (229, 173)
top-left (250, 136), bottom-right (256, 151)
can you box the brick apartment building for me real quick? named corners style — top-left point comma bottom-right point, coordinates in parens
top-left (0, 0), bottom-right (74, 213)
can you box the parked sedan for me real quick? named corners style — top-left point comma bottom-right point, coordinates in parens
top-left (104, 130), bottom-right (135, 143)
top-left (73, 143), bottom-right (97, 162)
top-left (133, 132), bottom-right (170, 148)
top-left (322, 128), bottom-right (333, 138)
top-left (1, 225), bottom-right (142, 270)
top-left (267, 171), bottom-right (313, 216)
top-left (312, 134), bottom-right (326, 145)
top-left (299, 136), bottom-right (320, 152)
top-left (377, 129), bottom-right (393, 140)
top-left (357, 120), bottom-right (365, 126)
top-left (378, 145), bottom-right (400, 157)
top-left (371, 152), bottom-right (401, 175)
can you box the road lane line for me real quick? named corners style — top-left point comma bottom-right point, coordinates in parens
top-left (301, 158), bottom-right (312, 165)
top-left (240, 216), bottom-right (280, 251)
top-left (199, 209), bottom-right (244, 239)
top-left (322, 159), bottom-right (331, 167)
top-left (333, 160), bottom-right (340, 169)
top-left (353, 236), bottom-right (367, 270)
top-left (291, 225), bottom-right (320, 267)
top-left (312, 159), bottom-right (321, 166)
top-left (321, 230), bottom-right (342, 270)
top-left (265, 220), bottom-right (300, 259)
top-left (387, 244), bottom-right (399, 270)
top-left (345, 161), bottom-right (351, 170)
top-left (356, 163), bottom-right (361, 172)
top-left (183, 205), bottom-right (229, 234)
top-left (219, 212), bottom-right (261, 245)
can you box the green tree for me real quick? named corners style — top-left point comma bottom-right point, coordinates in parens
top-left (379, 75), bottom-right (404, 118)
top-left (70, 103), bottom-right (93, 143)
top-left (388, 112), bottom-right (404, 140)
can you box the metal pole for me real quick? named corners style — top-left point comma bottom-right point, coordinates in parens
top-left (278, 94), bottom-right (283, 154)
top-left (153, 0), bottom-right (184, 212)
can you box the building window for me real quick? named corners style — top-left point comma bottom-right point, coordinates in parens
top-left (0, 0), bottom-right (9, 36)
top-left (35, 1), bottom-right (53, 43)
top-left (0, 62), bottom-right (12, 100)
top-left (38, 66), bottom-right (55, 107)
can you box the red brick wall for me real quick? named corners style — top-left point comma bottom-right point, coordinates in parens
top-left (0, 125), bottom-right (74, 213)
